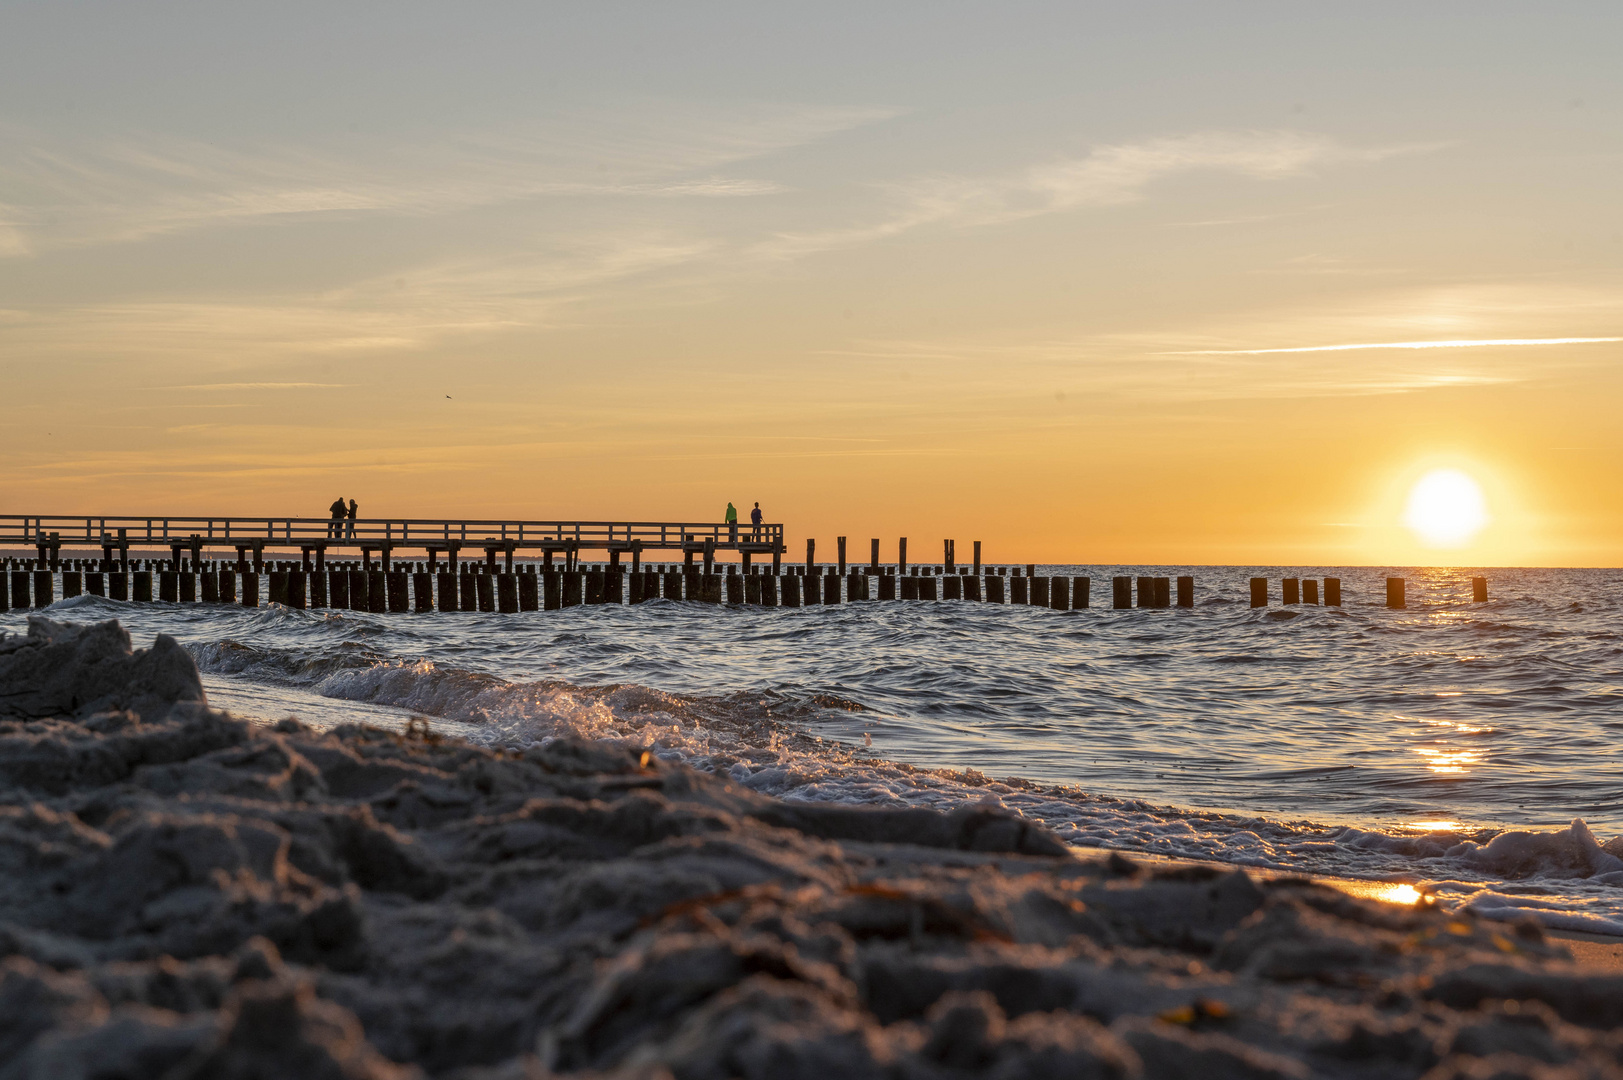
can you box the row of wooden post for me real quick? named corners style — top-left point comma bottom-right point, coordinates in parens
top-left (0, 558), bottom-right (1491, 613)
top-left (1247, 576), bottom-right (1488, 609)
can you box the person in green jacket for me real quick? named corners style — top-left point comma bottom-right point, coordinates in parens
top-left (725, 501), bottom-right (738, 543)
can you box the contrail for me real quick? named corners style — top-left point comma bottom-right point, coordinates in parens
top-left (1165, 337), bottom-right (1622, 356)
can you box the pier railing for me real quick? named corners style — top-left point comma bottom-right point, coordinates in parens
top-left (0, 515), bottom-right (783, 553)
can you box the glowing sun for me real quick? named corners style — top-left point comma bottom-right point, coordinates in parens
top-left (1403, 469), bottom-right (1489, 547)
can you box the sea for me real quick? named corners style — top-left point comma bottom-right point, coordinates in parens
top-left (7, 563), bottom-right (1623, 935)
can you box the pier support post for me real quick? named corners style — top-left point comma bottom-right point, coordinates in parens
top-left (1471, 576), bottom-right (1488, 602)
top-left (1112, 576), bottom-right (1131, 609)
top-left (238, 572), bottom-right (257, 608)
top-left (1135, 576), bottom-right (1154, 608)
top-left (349, 570), bottom-right (369, 612)
top-left (309, 570), bottom-right (326, 608)
top-left (435, 572), bottom-right (455, 611)
top-left (179, 572), bottom-right (196, 603)
top-left (1176, 576), bottom-right (1193, 608)
top-left (973, 541), bottom-right (981, 575)
top-left (562, 572), bottom-right (583, 607)
top-left (1386, 577), bottom-right (1406, 610)
top-left (287, 571), bottom-right (306, 610)
top-left (369, 571), bottom-right (388, 614)
top-left (543, 571), bottom-right (561, 610)
top-left (898, 537), bottom-right (907, 576)
top-left (384, 571), bottom-right (406, 613)
top-left (1249, 578), bottom-right (1267, 607)
top-left (133, 570), bottom-right (153, 603)
top-left (412, 573), bottom-right (431, 612)
top-left (87, 572), bottom-right (106, 599)
top-left (497, 574), bottom-right (518, 613)
top-left (329, 570), bottom-right (349, 608)
top-left (1031, 575), bottom-right (1049, 607)
top-left (1049, 575), bottom-right (1068, 610)
top-left (160, 571), bottom-right (179, 603)
top-left (837, 537), bottom-right (847, 576)
top-left (1283, 578), bottom-right (1300, 605)
top-left (944, 539), bottom-right (955, 573)
top-left (780, 574), bottom-right (801, 607)
top-left (806, 538), bottom-right (815, 575)
top-left (726, 573), bottom-right (743, 604)
top-left (1325, 577), bottom-right (1342, 606)
top-left (869, 539), bottom-right (879, 574)
top-left (218, 572), bottom-right (235, 604)
top-left (476, 572), bottom-right (496, 612)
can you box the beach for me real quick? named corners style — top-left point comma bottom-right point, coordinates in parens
top-left (5, 615), bottom-right (1623, 1079)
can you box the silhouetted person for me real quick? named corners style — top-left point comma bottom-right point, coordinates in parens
top-left (346, 499), bottom-right (358, 539)
top-left (328, 497), bottom-right (345, 539)
top-left (725, 501), bottom-right (738, 543)
top-left (750, 501), bottom-right (763, 541)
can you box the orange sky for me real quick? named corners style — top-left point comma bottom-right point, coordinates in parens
top-left (2, 5), bottom-right (1620, 565)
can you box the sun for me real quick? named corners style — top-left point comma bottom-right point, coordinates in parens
top-left (1402, 469), bottom-right (1489, 548)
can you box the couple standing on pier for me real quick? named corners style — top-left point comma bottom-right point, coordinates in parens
top-left (724, 501), bottom-right (763, 543)
top-left (328, 497), bottom-right (357, 539)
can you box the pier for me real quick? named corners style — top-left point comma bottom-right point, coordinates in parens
top-left (0, 514), bottom-right (1488, 613)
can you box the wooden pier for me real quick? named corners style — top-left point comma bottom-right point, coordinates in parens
top-left (0, 515), bottom-right (1488, 613)
top-left (0, 514), bottom-right (786, 573)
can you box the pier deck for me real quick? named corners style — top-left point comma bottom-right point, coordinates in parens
top-left (1, 515), bottom-right (784, 567)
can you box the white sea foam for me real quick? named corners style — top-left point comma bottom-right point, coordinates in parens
top-left (188, 641), bottom-right (1623, 936)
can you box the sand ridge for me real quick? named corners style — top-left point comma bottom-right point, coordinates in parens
top-left (3, 616), bottom-right (1622, 1079)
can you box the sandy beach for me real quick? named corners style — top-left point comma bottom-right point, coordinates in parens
top-left (5, 615), bottom-right (1623, 1079)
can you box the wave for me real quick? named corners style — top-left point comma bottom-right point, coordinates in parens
top-left (185, 634), bottom-right (1623, 935)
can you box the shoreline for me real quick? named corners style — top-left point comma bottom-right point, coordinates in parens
top-left (1072, 845), bottom-right (1623, 971)
top-left (7, 615), bottom-right (1623, 1078)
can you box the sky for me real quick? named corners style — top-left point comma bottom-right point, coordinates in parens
top-left (2, 2), bottom-right (1620, 565)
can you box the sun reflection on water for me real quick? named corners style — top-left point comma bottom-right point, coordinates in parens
top-left (1413, 746), bottom-right (1484, 774)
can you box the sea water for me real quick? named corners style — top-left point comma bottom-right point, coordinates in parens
top-left (7, 564), bottom-right (1622, 933)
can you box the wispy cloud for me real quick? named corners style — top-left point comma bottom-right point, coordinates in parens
top-left (1166, 337), bottom-right (1623, 356)
top-left (761, 130), bottom-right (1425, 257)
top-left (154, 382), bottom-right (353, 391)
top-left (0, 102), bottom-right (894, 254)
